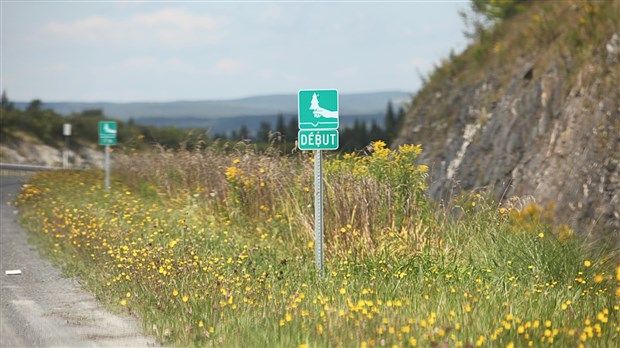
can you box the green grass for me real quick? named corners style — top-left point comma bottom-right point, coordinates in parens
top-left (15, 143), bottom-right (619, 347)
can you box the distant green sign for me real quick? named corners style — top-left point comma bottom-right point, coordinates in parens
top-left (99, 121), bottom-right (117, 146)
top-left (298, 89), bottom-right (339, 130)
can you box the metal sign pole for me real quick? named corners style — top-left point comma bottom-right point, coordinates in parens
top-left (63, 136), bottom-right (69, 169)
top-left (314, 149), bottom-right (324, 277)
top-left (63, 123), bottom-right (71, 169)
top-left (104, 145), bottom-right (110, 190)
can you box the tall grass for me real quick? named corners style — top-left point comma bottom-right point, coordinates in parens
top-left (115, 141), bottom-right (430, 260)
top-left (16, 143), bottom-right (619, 347)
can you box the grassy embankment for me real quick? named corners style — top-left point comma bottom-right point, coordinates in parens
top-left (17, 142), bottom-right (619, 347)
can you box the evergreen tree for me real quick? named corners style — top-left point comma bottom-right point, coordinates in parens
top-left (212, 132), bottom-right (227, 140)
top-left (339, 128), bottom-right (355, 153)
top-left (257, 121), bottom-right (271, 143)
top-left (27, 99), bottom-right (43, 112)
top-left (397, 106), bottom-right (406, 130)
top-left (358, 121), bottom-right (369, 147)
top-left (384, 100), bottom-right (397, 144)
top-left (286, 117), bottom-right (298, 141)
top-left (1, 90), bottom-right (14, 111)
top-left (275, 113), bottom-right (286, 135)
top-left (369, 120), bottom-right (383, 141)
top-left (79, 109), bottom-right (104, 118)
top-left (238, 125), bottom-right (250, 140)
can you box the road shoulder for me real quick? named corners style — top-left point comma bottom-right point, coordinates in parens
top-left (1, 175), bottom-right (161, 347)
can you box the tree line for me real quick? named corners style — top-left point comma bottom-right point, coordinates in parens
top-left (1, 91), bottom-right (209, 150)
top-left (1, 91), bottom-right (406, 153)
top-left (214, 100), bottom-right (406, 152)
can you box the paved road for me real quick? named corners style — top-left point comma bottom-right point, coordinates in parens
top-left (0, 175), bottom-right (160, 347)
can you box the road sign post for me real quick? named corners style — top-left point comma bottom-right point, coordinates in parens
top-left (99, 121), bottom-right (117, 190)
top-left (314, 149), bottom-right (324, 277)
top-left (63, 123), bottom-right (71, 169)
top-left (298, 89), bottom-right (339, 278)
top-left (104, 145), bottom-right (110, 190)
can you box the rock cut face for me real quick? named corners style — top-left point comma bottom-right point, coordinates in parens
top-left (394, 32), bottom-right (620, 243)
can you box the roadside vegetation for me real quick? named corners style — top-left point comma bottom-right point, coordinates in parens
top-left (0, 92), bottom-right (210, 151)
top-left (1, 91), bottom-right (405, 156)
top-left (10, 0), bottom-right (620, 346)
top-left (16, 142), bottom-right (619, 347)
top-left (422, 0), bottom-right (618, 95)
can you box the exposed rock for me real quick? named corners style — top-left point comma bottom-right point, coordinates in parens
top-left (606, 32), bottom-right (620, 63)
top-left (0, 140), bottom-right (104, 169)
top-left (395, 28), bottom-right (620, 244)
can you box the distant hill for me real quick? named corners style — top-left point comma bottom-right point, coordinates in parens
top-left (135, 113), bottom-right (387, 136)
top-left (14, 91), bottom-right (411, 134)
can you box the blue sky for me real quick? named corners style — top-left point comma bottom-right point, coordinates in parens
top-left (1, 1), bottom-right (468, 102)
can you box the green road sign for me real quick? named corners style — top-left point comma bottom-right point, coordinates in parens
top-left (99, 121), bottom-right (117, 146)
top-left (298, 129), bottom-right (339, 150)
top-left (298, 90), bottom-right (339, 276)
top-left (99, 138), bottom-right (117, 146)
top-left (298, 89), bottom-right (338, 130)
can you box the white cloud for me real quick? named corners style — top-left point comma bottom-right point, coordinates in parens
top-left (131, 8), bottom-right (224, 45)
top-left (6, 2), bottom-right (466, 101)
top-left (43, 8), bottom-right (227, 47)
top-left (46, 16), bottom-right (116, 43)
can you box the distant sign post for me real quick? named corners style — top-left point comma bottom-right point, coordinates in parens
top-left (62, 123), bottom-right (71, 169)
top-left (99, 121), bottom-right (117, 190)
top-left (298, 89), bottom-right (339, 277)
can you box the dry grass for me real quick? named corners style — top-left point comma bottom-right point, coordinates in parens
top-left (114, 141), bottom-right (430, 259)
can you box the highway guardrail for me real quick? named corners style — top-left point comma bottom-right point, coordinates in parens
top-left (0, 163), bottom-right (60, 173)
